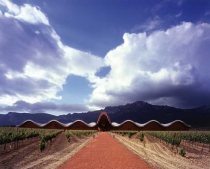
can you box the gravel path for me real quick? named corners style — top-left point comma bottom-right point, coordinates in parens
top-left (58, 132), bottom-right (154, 169)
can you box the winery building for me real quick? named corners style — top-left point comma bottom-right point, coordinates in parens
top-left (18, 112), bottom-right (190, 131)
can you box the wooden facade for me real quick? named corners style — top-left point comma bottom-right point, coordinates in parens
top-left (18, 112), bottom-right (190, 131)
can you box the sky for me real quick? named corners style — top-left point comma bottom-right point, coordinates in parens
top-left (0, 0), bottom-right (210, 115)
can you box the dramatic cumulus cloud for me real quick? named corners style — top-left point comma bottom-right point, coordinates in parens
top-left (0, 0), bottom-right (104, 112)
top-left (88, 22), bottom-right (210, 109)
top-left (1, 0), bottom-right (210, 114)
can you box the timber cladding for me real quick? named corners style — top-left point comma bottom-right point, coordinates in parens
top-left (18, 112), bottom-right (190, 131)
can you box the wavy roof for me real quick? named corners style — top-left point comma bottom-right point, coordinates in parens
top-left (111, 120), bottom-right (191, 128)
top-left (18, 119), bottom-right (97, 128)
top-left (18, 112), bottom-right (191, 130)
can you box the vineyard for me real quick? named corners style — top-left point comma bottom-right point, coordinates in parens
top-left (65, 130), bottom-right (97, 142)
top-left (111, 130), bottom-right (210, 156)
top-left (0, 127), bottom-right (40, 145)
top-left (1, 128), bottom-right (210, 169)
top-left (111, 131), bottom-right (210, 169)
top-left (0, 127), bottom-right (97, 152)
top-left (145, 131), bottom-right (210, 145)
top-left (112, 130), bottom-right (210, 145)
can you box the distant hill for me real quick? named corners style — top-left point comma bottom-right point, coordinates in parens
top-left (0, 101), bottom-right (210, 128)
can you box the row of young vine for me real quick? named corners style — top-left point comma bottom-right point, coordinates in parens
top-left (111, 131), bottom-right (138, 138)
top-left (39, 129), bottom-right (62, 152)
top-left (1, 128), bottom-right (97, 152)
top-left (0, 127), bottom-right (39, 145)
top-left (0, 127), bottom-right (62, 151)
top-left (111, 130), bottom-right (210, 157)
top-left (64, 130), bottom-right (97, 142)
top-left (146, 131), bottom-right (210, 146)
top-left (111, 130), bottom-right (210, 145)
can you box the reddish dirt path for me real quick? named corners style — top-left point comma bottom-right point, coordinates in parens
top-left (59, 132), bottom-right (155, 169)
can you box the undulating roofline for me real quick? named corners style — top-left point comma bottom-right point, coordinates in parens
top-left (17, 112), bottom-right (191, 131)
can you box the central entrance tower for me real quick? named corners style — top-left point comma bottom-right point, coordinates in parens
top-left (96, 112), bottom-right (112, 131)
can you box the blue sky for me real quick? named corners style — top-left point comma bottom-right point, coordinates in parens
top-left (0, 0), bottom-right (210, 115)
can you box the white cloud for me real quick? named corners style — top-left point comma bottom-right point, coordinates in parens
top-left (175, 12), bottom-right (182, 18)
top-left (87, 22), bottom-right (210, 109)
top-left (204, 11), bottom-right (210, 16)
top-left (0, 0), bottom-right (104, 107)
top-left (16, 4), bottom-right (49, 25)
top-left (1, 0), bottom-right (210, 113)
top-left (64, 46), bottom-right (105, 77)
top-left (0, 0), bottom-right (20, 15)
top-left (0, 0), bottom-right (49, 25)
top-left (132, 17), bottom-right (162, 32)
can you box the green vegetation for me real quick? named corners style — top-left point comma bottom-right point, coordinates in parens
top-left (112, 130), bottom-right (210, 145)
top-left (112, 130), bottom-right (210, 157)
top-left (39, 141), bottom-right (45, 152)
top-left (113, 130), bottom-right (210, 146)
top-left (111, 131), bottom-right (137, 138)
top-left (0, 127), bottom-right (40, 149)
top-left (128, 131), bottom-right (137, 138)
top-left (39, 130), bottom-right (62, 143)
top-left (65, 130), bottom-right (71, 142)
top-left (0, 128), bottom-right (97, 152)
top-left (64, 130), bottom-right (96, 142)
top-left (139, 132), bottom-right (144, 142)
top-left (146, 131), bottom-right (180, 145)
top-left (70, 130), bottom-right (96, 137)
top-left (179, 147), bottom-right (186, 157)
top-left (39, 129), bottom-right (62, 152)
top-left (146, 131), bottom-right (210, 145)
top-left (0, 127), bottom-right (62, 152)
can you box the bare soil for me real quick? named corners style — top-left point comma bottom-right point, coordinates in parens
top-left (0, 132), bottom-right (94, 169)
top-left (113, 133), bottom-right (210, 169)
top-left (58, 132), bottom-right (154, 169)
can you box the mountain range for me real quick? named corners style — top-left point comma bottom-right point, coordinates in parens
top-left (0, 101), bottom-right (210, 128)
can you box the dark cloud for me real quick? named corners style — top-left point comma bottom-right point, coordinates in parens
top-left (0, 76), bottom-right (53, 96)
top-left (1, 100), bottom-right (89, 113)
